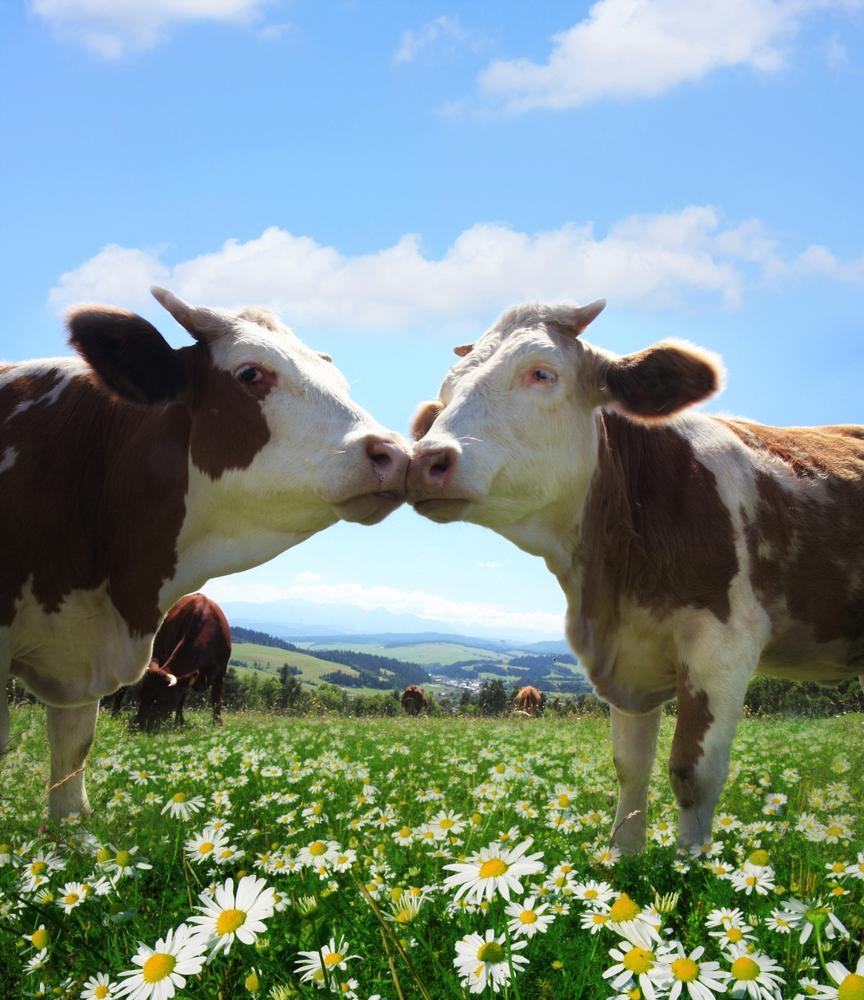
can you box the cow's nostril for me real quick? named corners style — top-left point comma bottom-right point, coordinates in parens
top-left (367, 440), bottom-right (395, 470)
top-left (431, 458), bottom-right (450, 476)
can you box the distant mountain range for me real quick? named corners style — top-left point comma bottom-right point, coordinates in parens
top-left (218, 597), bottom-right (564, 646)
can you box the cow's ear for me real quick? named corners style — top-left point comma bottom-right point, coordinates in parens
top-left (604, 340), bottom-right (724, 420)
top-left (68, 306), bottom-right (190, 404)
top-left (411, 400), bottom-right (444, 441)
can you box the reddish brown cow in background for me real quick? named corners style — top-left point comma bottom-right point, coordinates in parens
top-left (401, 685), bottom-right (429, 716)
top-left (514, 685), bottom-right (542, 716)
top-left (111, 594), bottom-right (230, 728)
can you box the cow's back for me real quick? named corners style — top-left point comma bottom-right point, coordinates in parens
top-left (722, 419), bottom-right (864, 679)
top-left (153, 593), bottom-right (231, 681)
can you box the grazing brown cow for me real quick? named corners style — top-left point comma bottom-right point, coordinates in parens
top-left (113, 594), bottom-right (230, 729)
top-left (0, 288), bottom-right (408, 819)
top-left (514, 685), bottom-right (542, 716)
top-left (408, 299), bottom-right (864, 851)
top-left (401, 685), bottom-right (429, 716)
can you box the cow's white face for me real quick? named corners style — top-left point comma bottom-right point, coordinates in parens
top-left (408, 300), bottom-right (722, 557)
top-left (408, 305), bottom-right (606, 534)
top-left (201, 305), bottom-right (408, 531)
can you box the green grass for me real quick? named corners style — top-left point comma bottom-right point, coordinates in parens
top-left (1, 709), bottom-right (862, 999)
top-left (231, 641), bottom-right (362, 681)
top-left (297, 641), bottom-right (510, 666)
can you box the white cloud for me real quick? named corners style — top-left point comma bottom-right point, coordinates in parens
top-left (50, 206), bottom-right (849, 328)
top-left (478, 0), bottom-right (862, 113)
top-left (795, 244), bottom-right (864, 283)
top-left (393, 15), bottom-right (481, 65)
top-left (203, 578), bottom-right (564, 635)
top-left (31, 0), bottom-right (271, 58)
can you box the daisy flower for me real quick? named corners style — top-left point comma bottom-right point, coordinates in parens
top-left (184, 828), bottom-right (229, 866)
top-left (294, 936), bottom-right (358, 989)
top-left (442, 838), bottom-right (544, 903)
top-left (782, 898), bottom-right (849, 944)
top-left (845, 853), bottom-right (864, 880)
top-left (807, 954), bottom-right (864, 999)
top-left (573, 879), bottom-right (615, 906)
top-left (80, 972), bottom-right (117, 999)
top-left (603, 926), bottom-right (673, 1000)
top-left (453, 929), bottom-right (528, 995)
top-left (658, 944), bottom-right (729, 1000)
top-left (188, 875), bottom-right (275, 958)
top-left (606, 893), bottom-right (662, 943)
top-left (100, 847), bottom-right (152, 879)
top-left (729, 866), bottom-right (776, 896)
top-left (57, 881), bottom-right (88, 914)
top-left (115, 923), bottom-right (206, 1000)
top-left (160, 793), bottom-right (206, 821)
top-left (505, 896), bottom-right (555, 938)
top-left (725, 944), bottom-right (785, 999)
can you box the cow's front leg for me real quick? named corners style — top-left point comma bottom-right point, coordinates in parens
top-left (670, 664), bottom-right (751, 849)
top-left (0, 640), bottom-right (10, 757)
top-left (610, 705), bottom-right (662, 853)
top-left (47, 702), bottom-right (99, 821)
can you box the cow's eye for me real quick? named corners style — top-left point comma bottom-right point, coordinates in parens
top-left (523, 367), bottom-right (558, 387)
top-left (235, 364), bottom-right (266, 385)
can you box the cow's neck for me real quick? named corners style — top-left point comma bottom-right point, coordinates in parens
top-left (159, 463), bottom-right (326, 608)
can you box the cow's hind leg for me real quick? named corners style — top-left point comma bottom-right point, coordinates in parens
top-left (670, 662), bottom-right (753, 849)
top-left (47, 702), bottom-right (99, 821)
top-left (610, 706), bottom-right (662, 853)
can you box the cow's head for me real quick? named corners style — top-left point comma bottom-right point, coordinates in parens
top-left (67, 288), bottom-right (408, 532)
top-left (133, 664), bottom-right (187, 729)
top-left (408, 301), bottom-right (722, 543)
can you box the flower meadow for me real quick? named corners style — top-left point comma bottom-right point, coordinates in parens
top-left (0, 708), bottom-right (862, 999)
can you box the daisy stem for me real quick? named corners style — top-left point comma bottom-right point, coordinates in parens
top-left (814, 924), bottom-right (830, 980)
top-left (379, 927), bottom-right (408, 1000)
top-left (503, 916), bottom-right (522, 1000)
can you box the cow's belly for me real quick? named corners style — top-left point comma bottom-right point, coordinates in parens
top-left (758, 617), bottom-right (860, 683)
top-left (8, 580), bottom-right (154, 707)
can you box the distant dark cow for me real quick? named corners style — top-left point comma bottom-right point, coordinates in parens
top-left (401, 685), bottom-right (428, 716)
top-left (514, 685), bottom-right (542, 716)
top-left (1, 287), bottom-right (409, 819)
top-left (111, 594), bottom-right (230, 728)
top-left (408, 298), bottom-right (864, 851)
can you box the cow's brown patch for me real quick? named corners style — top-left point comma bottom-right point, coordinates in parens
top-left (190, 363), bottom-right (272, 479)
top-left (726, 420), bottom-right (864, 650)
top-left (669, 665), bottom-right (714, 808)
top-left (579, 412), bottom-right (738, 628)
top-left (0, 366), bottom-right (189, 635)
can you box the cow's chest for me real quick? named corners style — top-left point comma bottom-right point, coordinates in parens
top-left (8, 581), bottom-right (154, 707)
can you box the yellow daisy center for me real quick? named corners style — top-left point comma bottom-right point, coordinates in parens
top-left (477, 941), bottom-right (506, 963)
top-left (479, 858), bottom-right (508, 879)
top-left (623, 947), bottom-right (654, 975)
top-left (397, 826), bottom-right (411, 837)
top-left (142, 953), bottom-right (176, 983)
top-left (748, 850), bottom-right (770, 866)
top-left (115, 851), bottom-right (131, 867)
top-left (519, 910), bottom-right (537, 924)
top-left (309, 842), bottom-right (328, 857)
top-left (64, 893), bottom-right (80, 906)
top-left (198, 842), bottom-right (214, 855)
top-left (745, 876), bottom-right (757, 886)
top-left (726, 928), bottom-right (744, 942)
top-left (838, 974), bottom-right (864, 1000)
top-left (558, 794), bottom-right (570, 808)
top-left (439, 818), bottom-right (454, 829)
top-left (826, 825), bottom-right (843, 837)
top-left (171, 793), bottom-right (187, 804)
top-left (591, 914), bottom-right (608, 925)
top-left (609, 894), bottom-right (640, 922)
top-left (96, 848), bottom-right (111, 864)
top-left (31, 928), bottom-right (49, 949)
top-left (30, 861), bottom-right (47, 876)
top-left (671, 958), bottom-right (699, 982)
top-left (323, 951), bottom-right (344, 967)
top-left (584, 888), bottom-right (598, 899)
top-left (731, 957), bottom-right (760, 981)
top-left (216, 908), bottom-right (247, 935)
top-left (94, 986), bottom-right (109, 999)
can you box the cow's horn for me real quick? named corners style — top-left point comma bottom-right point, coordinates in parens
top-left (151, 286), bottom-right (228, 343)
top-left (166, 673), bottom-right (178, 687)
top-left (567, 299), bottom-right (606, 336)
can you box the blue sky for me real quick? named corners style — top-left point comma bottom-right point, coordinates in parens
top-left (2, 0), bottom-right (863, 637)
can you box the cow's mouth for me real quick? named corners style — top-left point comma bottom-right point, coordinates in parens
top-left (412, 497), bottom-right (471, 522)
top-left (335, 490), bottom-right (404, 525)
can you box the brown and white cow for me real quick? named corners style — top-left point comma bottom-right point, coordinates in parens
top-left (407, 300), bottom-right (864, 851)
top-left (111, 593), bottom-right (231, 729)
top-left (514, 685), bottom-right (542, 716)
top-left (401, 684), bottom-right (429, 716)
top-left (0, 287), bottom-right (408, 819)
